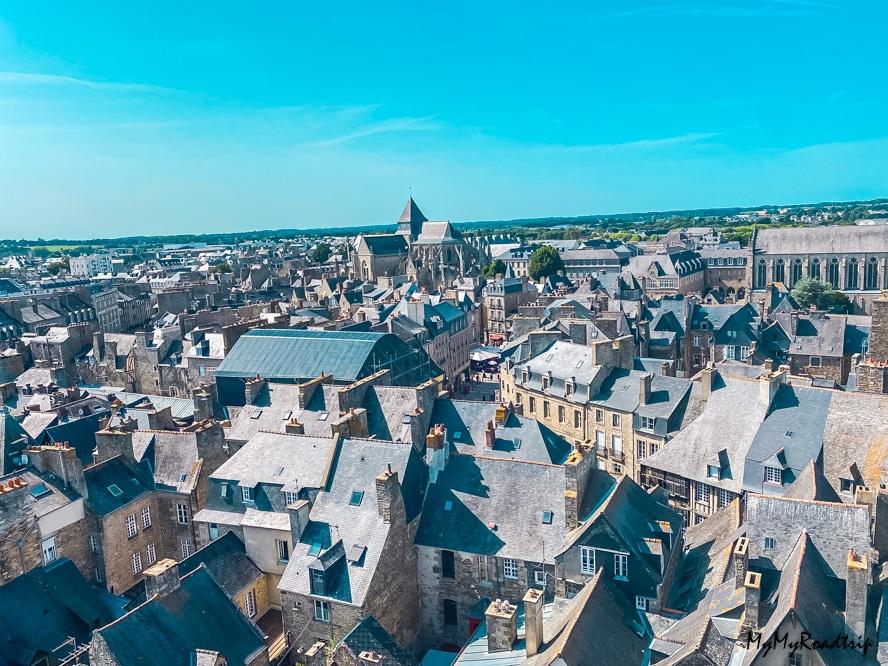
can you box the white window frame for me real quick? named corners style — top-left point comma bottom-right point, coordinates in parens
top-left (580, 546), bottom-right (596, 574)
top-left (90, 535), bottom-right (99, 553)
top-left (726, 346), bottom-right (736, 360)
top-left (695, 482), bottom-right (710, 504)
top-left (241, 486), bottom-right (254, 502)
top-left (635, 596), bottom-right (648, 611)
top-left (140, 506), bottom-right (151, 529)
top-left (614, 553), bottom-right (628, 579)
top-left (693, 335), bottom-right (700, 346)
top-left (276, 538), bottom-right (290, 562)
top-left (246, 588), bottom-right (257, 617)
top-left (314, 599), bottom-right (331, 622)
top-left (718, 488), bottom-right (731, 508)
top-left (611, 434), bottom-right (623, 453)
top-left (764, 466), bottom-right (783, 484)
top-left (640, 416), bottom-right (655, 430)
top-left (611, 413), bottom-right (621, 427)
top-left (42, 537), bottom-right (57, 564)
top-left (176, 503), bottom-right (188, 524)
top-left (125, 513), bottom-right (137, 538)
top-left (131, 551), bottom-right (142, 574)
top-left (284, 491), bottom-right (298, 505)
top-left (763, 537), bottom-right (776, 550)
top-left (534, 569), bottom-right (547, 586)
top-left (503, 558), bottom-right (519, 579)
top-left (146, 542), bottom-right (156, 565)
top-left (181, 539), bottom-right (192, 558)
top-left (637, 439), bottom-right (647, 460)
top-left (809, 356), bottom-right (822, 368)
top-left (739, 346), bottom-right (750, 361)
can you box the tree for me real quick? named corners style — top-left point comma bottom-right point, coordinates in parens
top-left (790, 277), bottom-right (829, 309)
top-left (528, 245), bottom-right (564, 280)
top-left (484, 259), bottom-right (506, 278)
top-left (211, 261), bottom-right (232, 274)
top-left (312, 243), bottom-right (332, 264)
top-left (818, 290), bottom-right (851, 313)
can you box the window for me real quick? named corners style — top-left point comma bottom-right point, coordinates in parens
top-left (310, 569), bottom-right (325, 595)
top-left (695, 482), bottom-right (711, 504)
top-left (840, 478), bottom-right (854, 494)
top-left (595, 430), bottom-right (605, 451)
top-left (614, 553), bottom-right (628, 579)
top-left (126, 514), bottom-right (137, 538)
top-left (276, 539), bottom-right (289, 562)
top-left (726, 346), bottom-right (736, 360)
top-left (181, 539), bottom-right (192, 558)
top-left (558, 406), bottom-right (565, 423)
top-left (209, 523), bottom-right (219, 541)
top-left (611, 434), bottom-right (622, 453)
top-left (140, 506), bottom-right (151, 529)
top-left (285, 491), bottom-right (298, 505)
top-left (580, 546), bottom-right (596, 574)
top-left (503, 558), bottom-right (519, 579)
top-left (441, 550), bottom-right (455, 578)
top-left (90, 536), bottom-right (99, 553)
top-left (107, 484), bottom-right (123, 497)
top-left (566, 383), bottom-right (573, 397)
top-left (595, 409), bottom-right (604, 423)
top-left (764, 466), bottom-right (783, 484)
top-left (649, 442), bottom-right (659, 455)
top-left (635, 596), bottom-right (648, 611)
top-left (809, 356), bottom-right (821, 368)
top-left (42, 537), bottom-right (57, 564)
top-left (349, 490), bottom-right (364, 506)
top-left (707, 465), bottom-right (720, 479)
top-left (543, 401), bottom-right (550, 418)
top-left (241, 486), bottom-right (254, 502)
top-left (718, 488), bottom-right (732, 508)
top-left (739, 346), bottom-right (749, 361)
top-left (611, 413), bottom-right (621, 427)
top-left (443, 599), bottom-right (458, 626)
top-left (637, 440), bottom-right (647, 459)
top-left (146, 542), bottom-right (156, 565)
top-left (95, 566), bottom-right (103, 582)
top-left (789, 651), bottom-right (802, 666)
top-left (314, 599), bottom-right (331, 622)
top-left (176, 503), bottom-right (188, 524)
top-left (640, 416), bottom-right (655, 430)
top-left (246, 589), bottom-right (257, 618)
top-left (535, 569), bottom-right (547, 586)
top-left (541, 376), bottom-right (549, 390)
top-left (693, 335), bottom-right (700, 346)
top-left (542, 510), bottom-right (554, 524)
top-left (763, 537), bottom-right (776, 550)
top-left (131, 551), bottom-right (142, 574)
top-left (529, 397), bottom-right (536, 413)
top-left (574, 410), bottom-right (581, 428)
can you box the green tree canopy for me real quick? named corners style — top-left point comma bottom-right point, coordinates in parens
top-left (528, 245), bottom-right (564, 280)
top-left (818, 290), bottom-right (851, 313)
top-left (312, 243), bottom-right (332, 263)
top-left (484, 259), bottom-right (506, 277)
top-left (790, 277), bottom-right (851, 313)
top-left (211, 261), bottom-right (232, 274)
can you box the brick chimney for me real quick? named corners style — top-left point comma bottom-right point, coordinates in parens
top-left (375, 465), bottom-right (404, 524)
top-left (494, 404), bottom-right (508, 426)
top-left (700, 363), bottom-right (714, 402)
top-left (846, 549), bottom-right (868, 646)
top-left (733, 537), bottom-right (749, 590)
top-left (94, 428), bottom-right (136, 466)
top-left (143, 559), bottom-right (180, 598)
top-left (523, 588), bottom-right (544, 657)
top-left (741, 571), bottom-right (761, 632)
top-left (485, 599), bottom-right (517, 653)
top-left (639, 372), bottom-right (652, 406)
top-left (759, 365), bottom-right (787, 407)
top-left (485, 420), bottom-right (496, 449)
top-left (285, 417), bottom-right (305, 435)
top-left (564, 445), bottom-right (594, 530)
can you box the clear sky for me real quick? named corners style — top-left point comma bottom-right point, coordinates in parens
top-left (1, 1), bottom-right (887, 239)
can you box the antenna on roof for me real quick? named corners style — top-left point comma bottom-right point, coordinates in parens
top-left (387, 463), bottom-right (392, 474)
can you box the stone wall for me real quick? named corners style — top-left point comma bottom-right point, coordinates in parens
top-left (0, 479), bottom-right (41, 584)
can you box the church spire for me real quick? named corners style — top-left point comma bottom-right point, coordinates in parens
top-left (397, 195), bottom-right (428, 241)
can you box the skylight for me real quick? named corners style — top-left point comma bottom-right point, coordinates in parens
top-left (179, 473), bottom-right (187, 482)
top-left (273, 466), bottom-right (285, 476)
top-left (513, 438), bottom-right (522, 449)
top-left (349, 490), bottom-right (364, 506)
top-left (444, 500), bottom-right (453, 511)
top-left (308, 542), bottom-right (322, 556)
top-left (107, 484), bottom-right (123, 497)
top-left (29, 483), bottom-right (52, 499)
top-left (319, 412), bottom-right (329, 421)
top-left (250, 410), bottom-right (262, 419)
top-left (452, 431), bottom-right (462, 440)
top-left (542, 511), bottom-right (553, 524)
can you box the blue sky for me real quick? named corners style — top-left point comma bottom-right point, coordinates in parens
top-left (1, 1), bottom-right (886, 239)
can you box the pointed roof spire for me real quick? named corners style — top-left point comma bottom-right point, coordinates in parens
top-left (398, 196), bottom-right (428, 225)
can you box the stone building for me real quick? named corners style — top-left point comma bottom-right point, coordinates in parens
top-left (747, 224), bottom-right (888, 314)
top-left (856, 290), bottom-right (888, 393)
top-left (482, 269), bottom-right (537, 343)
top-left (626, 248), bottom-right (705, 297)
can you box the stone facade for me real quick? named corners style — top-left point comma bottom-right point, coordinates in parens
top-left (0, 477), bottom-right (42, 584)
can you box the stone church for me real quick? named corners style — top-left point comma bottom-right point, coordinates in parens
top-left (353, 197), bottom-right (488, 289)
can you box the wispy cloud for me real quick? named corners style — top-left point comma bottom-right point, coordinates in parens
top-left (529, 131), bottom-right (721, 154)
top-left (303, 114), bottom-right (442, 148)
top-left (0, 71), bottom-right (172, 94)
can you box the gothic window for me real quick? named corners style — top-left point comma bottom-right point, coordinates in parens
top-left (809, 258), bottom-right (820, 281)
top-left (828, 258), bottom-right (840, 288)
top-left (774, 259), bottom-right (785, 284)
top-left (845, 258), bottom-right (859, 290)
top-left (865, 257), bottom-right (879, 290)
top-left (790, 258), bottom-right (802, 287)
top-left (756, 259), bottom-right (766, 288)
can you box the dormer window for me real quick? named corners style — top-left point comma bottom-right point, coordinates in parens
top-left (840, 478), bottom-right (854, 494)
top-left (566, 383), bottom-right (574, 397)
top-left (522, 370), bottom-right (529, 383)
top-left (707, 465), bottom-right (721, 479)
top-left (541, 376), bottom-right (549, 390)
top-left (764, 466), bottom-right (783, 485)
top-left (242, 486), bottom-right (254, 502)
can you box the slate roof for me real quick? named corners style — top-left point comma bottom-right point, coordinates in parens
top-left (415, 221), bottom-right (463, 244)
top-left (361, 234), bottom-right (409, 256)
top-left (93, 565), bottom-right (267, 666)
top-left (775, 312), bottom-right (847, 358)
top-left (336, 615), bottom-right (419, 666)
top-left (45, 410), bottom-right (110, 465)
top-left (0, 559), bottom-right (119, 666)
top-left (754, 224), bottom-right (888, 255)
top-left (511, 341), bottom-right (606, 406)
top-left (216, 329), bottom-right (440, 385)
top-left (781, 460), bottom-right (841, 502)
top-left (429, 400), bottom-right (573, 465)
top-left (592, 368), bottom-right (693, 427)
top-left (0, 407), bottom-right (31, 475)
top-left (177, 531), bottom-right (264, 599)
top-left (225, 382), bottom-right (337, 442)
top-left (131, 429), bottom-right (205, 494)
top-left (279, 438), bottom-right (427, 606)
top-left (415, 452), bottom-right (567, 562)
top-left (84, 456), bottom-right (153, 516)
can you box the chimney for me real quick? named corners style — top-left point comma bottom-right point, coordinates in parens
top-left (285, 417), bottom-right (305, 435)
top-left (94, 428), bottom-right (136, 466)
top-left (733, 537), bottom-right (749, 590)
top-left (846, 549), bottom-right (868, 646)
top-left (302, 641), bottom-right (327, 666)
top-left (564, 445), bottom-right (594, 530)
top-left (191, 387), bottom-right (213, 422)
top-left (660, 361), bottom-right (671, 377)
top-left (288, 498), bottom-right (311, 541)
top-left (741, 571), bottom-right (761, 632)
top-left (700, 363), bottom-right (714, 402)
top-left (569, 321), bottom-right (587, 345)
top-left (93, 332), bottom-right (105, 361)
top-left (143, 559), bottom-right (180, 598)
top-left (495, 404), bottom-right (508, 426)
top-left (757, 298), bottom-right (766, 322)
top-left (759, 365), bottom-right (786, 407)
top-left (375, 465), bottom-right (403, 524)
top-left (639, 373), bottom-right (652, 406)
top-left (358, 652), bottom-right (383, 666)
top-left (790, 311), bottom-right (799, 338)
top-left (485, 420), bottom-right (496, 449)
top-left (485, 599), bottom-right (517, 653)
top-left (523, 588), bottom-right (544, 657)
